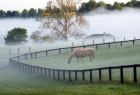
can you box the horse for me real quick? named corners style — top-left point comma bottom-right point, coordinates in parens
top-left (67, 48), bottom-right (95, 64)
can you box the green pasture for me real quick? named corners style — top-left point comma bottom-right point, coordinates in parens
top-left (24, 43), bottom-right (140, 70)
top-left (0, 41), bottom-right (140, 95)
top-left (0, 65), bottom-right (140, 95)
top-left (23, 42), bottom-right (140, 83)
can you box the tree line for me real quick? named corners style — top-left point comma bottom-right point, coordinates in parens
top-left (78, 0), bottom-right (140, 13)
top-left (0, 0), bottom-right (140, 18)
top-left (0, 8), bottom-right (44, 18)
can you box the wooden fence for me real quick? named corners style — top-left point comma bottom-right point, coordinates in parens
top-left (9, 39), bottom-right (140, 83)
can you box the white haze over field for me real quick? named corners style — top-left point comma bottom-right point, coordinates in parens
top-left (84, 8), bottom-right (140, 39)
top-left (0, 8), bottom-right (140, 49)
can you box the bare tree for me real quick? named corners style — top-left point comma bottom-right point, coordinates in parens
top-left (40, 0), bottom-right (87, 40)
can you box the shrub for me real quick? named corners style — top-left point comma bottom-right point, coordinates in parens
top-left (4, 28), bottom-right (28, 43)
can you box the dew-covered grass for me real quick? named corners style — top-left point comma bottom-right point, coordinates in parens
top-left (0, 65), bottom-right (140, 95)
top-left (24, 44), bottom-right (140, 70)
top-left (1, 42), bottom-right (140, 95)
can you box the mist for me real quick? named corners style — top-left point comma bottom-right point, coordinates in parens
top-left (0, 8), bottom-right (140, 48)
top-left (0, 8), bottom-right (140, 93)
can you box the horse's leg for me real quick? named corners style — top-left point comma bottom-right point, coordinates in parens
top-left (89, 55), bottom-right (92, 62)
top-left (77, 57), bottom-right (79, 63)
top-left (93, 53), bottom-right (95, 59)
top-left (81, 57), bottom-right (84, 63)
top-left (92, 53), bottom-right (95, 64)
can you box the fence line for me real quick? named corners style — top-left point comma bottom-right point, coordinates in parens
top-left (8, 37), bottom-right (137, 55)
top-left (9, 39), bottom-right (140, 83)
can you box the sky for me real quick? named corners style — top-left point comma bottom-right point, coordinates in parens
top-left (0, 0), bottom-right (131, 11)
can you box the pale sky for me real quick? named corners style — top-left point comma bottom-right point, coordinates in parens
top-left (0, 0), bottom-right (132, 11)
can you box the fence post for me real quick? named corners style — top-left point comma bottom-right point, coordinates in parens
top-left (133, 65), bottom-right (137, 83)
top-left (41, 67), bottom-right (43, 76)
top-left (75, 70), bottom-right (77, 81)
top-left (25, 54), bottom-right (27, 60)
top-left (53, 69), bottom-right (55, 80)
top-left (31, 53), bottom-right (33, 59)
top-left (133, 40), bottom-right (135, 45)
top-left (17, 56), bottom-right (20, 62)
top-left (124, 37), bottom-right (126, 41)
top-left (58, 70), bottom-right (60, 80)
top-left (48, 69), bottom-right (50, 77)
top-left (90, 70), bottom-right (93, 83)
top-left (120, 66), bottom-right (124, 83)
top-left (44, 68), bottom-right (47, 77)
top-left (93, 40), bottom-right (95, 45)
top-left (108, 43), bottom-right (111, 48)
top-left (18, 48), bottom-right (20, 54)
top-left (28, 65), bottom-right (30, 71)
top-left (69, 70), bottom-right (72, 81)
top-left (83, 46), bottom-right (86, 49)
top-left (46, 50), bottom-right (48, 56)
top-left (109, 68), bottom-right (112, 81)
top-left (37, 67), bottom-right (39, 74)
top-left (63, 70), bottom-right (65, 80)
top-left (120, 42), bottom-right (123, 46)
top-left (82, 70), bottom-right (85, 81)
top-left (99, 69), bottom-right (102, 81)
top-left (59, 49), bottom-right (61, 54)
top-left (96, 45), bottom-right (98, 50)
top-left (33, 66), bottom-right (35, 73)
top-left (31, 65), bottom-right (33, 73)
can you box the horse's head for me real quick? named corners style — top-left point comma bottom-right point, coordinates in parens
top-left (67, 56), bottom-right (72, 64)
top-left (67, 52), bottom-right (75, 64)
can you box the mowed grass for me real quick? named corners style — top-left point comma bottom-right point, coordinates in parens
top-left (24, 44), bottom-right (140, 70)
top-left (0, 65), bottom-right (140, 95)
top-left (1, 42), bottom-right (140, 95)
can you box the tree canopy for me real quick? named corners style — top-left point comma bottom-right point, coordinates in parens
top-left (0, 8), bottom-right (44, 18)
top-left (4, 28), bottom-right (28, 43)
top-left (38, 0), bottom-right (87, 40)
top-left (78, 0), bottom-right (140, 13)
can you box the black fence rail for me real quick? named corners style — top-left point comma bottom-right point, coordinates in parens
top-left (9, 39), bottom-right (140, 83)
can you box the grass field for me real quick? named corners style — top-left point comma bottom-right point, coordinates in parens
top-left (0, 65), bottom-right (140, 95)
top-left (24, 44), bottom-right (140, 70)
top-left (1, 42), bottom-right (140, 95)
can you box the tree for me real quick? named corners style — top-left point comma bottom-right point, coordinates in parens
top-left (39, 0), bottom-right (87, 40)
top-left (37, 8), bottom-right (44, 17)
top-left (113, 2), bottom-right (123, 10)
top-left (28, 8), bottom-right (37, 17)
top-left (4, 28), bottom-right (28, 43)
top-left (0, 10), bottom-right (6, 17)
top-left (87, 0), bottom-right (97, 11)
top-left (11, 11), bottom-right (20, 17)
top-left (97, 1), bottom-right (106, 8)
top-left (30, 31), bottom-right (41, 41)
top-left (21, 9), bottom-right (29, 17)
top-left (6, 10), bottom-right (12, 17)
